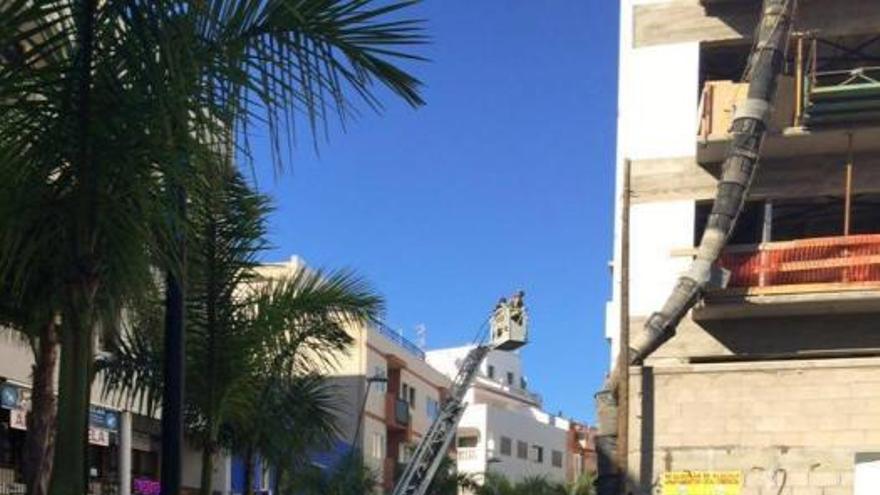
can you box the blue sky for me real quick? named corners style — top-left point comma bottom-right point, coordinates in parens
top-left (253, 2), bottom-right (619, 423)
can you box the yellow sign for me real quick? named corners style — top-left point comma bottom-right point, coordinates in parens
top-left (661, 471), bottom-right (742, 495)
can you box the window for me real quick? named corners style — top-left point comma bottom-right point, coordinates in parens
top-left (516, 441), bottom-right (528, 460)
top-left (399, 442), bottom-right (414, 463)
top-left (371, 432), bottom-right (386, 460)
top-left (694, 195), bottom-right (880, 247)
top-left (426, 397), bottom-right (439, 420)
top-left (500, 436), bottom-right (512, 456)
top-left (457, 436), bottom-right (478, 448)
top-left (552, 450), bottom-right (563, 468)
top-left (532, 445), bottom-right (544, 464)
top-left (487, 365), bottom-right (495, 379)
top-left (520, 376), bottom-right (527, 390)
top-left (855, 452), bottom-right (880, 494)
top-left (401, 383), bottom-right (416, 408)
top-left (373, 366), bottom-right (387, 393)
top-left (694, 200), bottom-right (764, 246)
top-left (506, 372), bottom-right (514, 386)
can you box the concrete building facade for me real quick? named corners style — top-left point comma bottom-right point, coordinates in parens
top-left (259, 257), bottom-right (452, 493)
top-left (609, 1), bottom-right (880, 494)
top-left (336, 322), bottom-right (451, 492)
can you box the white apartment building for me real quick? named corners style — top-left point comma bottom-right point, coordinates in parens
top-left (426, 346), bottom-right (570, 485)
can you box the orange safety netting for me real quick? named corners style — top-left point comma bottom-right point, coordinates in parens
top-left (718, 234), bottom-right (880, 288)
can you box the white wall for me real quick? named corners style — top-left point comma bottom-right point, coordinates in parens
top-left (457, 404), bottom-right (569, 485)
top-left (856, 455), bottom-right (880, 495)
top-left (629, 201), bottom-right (695, 317)
top-left (606, 0), bottom-right (701, 367)
top-left (426, 346), bottom-right (527, 392)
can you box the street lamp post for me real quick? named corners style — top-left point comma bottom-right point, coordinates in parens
top-left (351, 374), bottom-right (389, 454)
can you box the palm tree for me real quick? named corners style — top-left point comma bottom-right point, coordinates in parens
top-left (471, 473), bottom-right (568, 495)
top-left (231, 374), bottom-right (343, 495)
top-left (426, 456), bottom-right (473, 495)
top-left (284, 451), bottom-right (380, 495)
top-left (1, 1), bottom-right (425, 493)
top-left (0, 269), bottom-right (61, 495)
top-left (567, 473), bottom-right (596, 495)
top-left (101, 169), bottom-right (385, 495)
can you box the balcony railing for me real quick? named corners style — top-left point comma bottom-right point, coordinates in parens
top-left (385, 394), bottom-right (410, 428)
top-left (377, 324), bottom-right (425, 360)
top-left (716, 234), bottom-right (880, 294)
top-left (457, 448), bottom-right (478, 461)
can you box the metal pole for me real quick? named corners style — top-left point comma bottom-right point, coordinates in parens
top-left (119, 411), bottom-right (132, 495)
top-left (844, 133), bottom-right (854, 236)
top-left (616, 160), bottom-right (631, 495)
top-left (352, 377), bottom-right (387, 454)
top-left (794, 34), bottom-right (804, 125)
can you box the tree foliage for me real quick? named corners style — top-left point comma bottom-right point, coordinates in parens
top-left (1, 0), bottom-right (425, 492)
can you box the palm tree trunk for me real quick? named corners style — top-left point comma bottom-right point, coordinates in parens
top-left (199, 443), bottom-right (214, 495)
top-left (594, 1), bottom-right (796, 494)
top-left (49, 310), bottom-right (94, 495)
top-left (50, 0), bottom-right (98, 490)
top-left (24, 320), bottom-right (59, 495)
top-left (243, 446), bottom-right (256, 495)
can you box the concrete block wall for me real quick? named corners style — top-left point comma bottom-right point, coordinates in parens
top-left (627, 358), bottom-right (880, 494)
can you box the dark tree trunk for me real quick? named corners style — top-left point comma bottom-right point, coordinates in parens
top-left (243, 446), bottom-right (256, 495)
top-left (199, 442), bottom-right (215, 495)
top-left (49, 307), bottom-right (94, 495)
top-left (24, 321), bottom-right (59, 495)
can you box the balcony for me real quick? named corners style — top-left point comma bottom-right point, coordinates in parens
top-left (696, 234), bottom-right (880, 319)
top-left (456, 447), bottom-right (478, 462)
top-left (385, 394), bottom-right (410, 430)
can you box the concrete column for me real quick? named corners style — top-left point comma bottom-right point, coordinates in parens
top-left (119, 411), bottom-right (132, 495)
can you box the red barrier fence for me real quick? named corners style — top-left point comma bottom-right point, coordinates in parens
top-left (719, 234), bottom-right (880, 289)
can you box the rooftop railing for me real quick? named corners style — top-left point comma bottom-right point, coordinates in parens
top-left (377, 324), bottom-right (425, 360)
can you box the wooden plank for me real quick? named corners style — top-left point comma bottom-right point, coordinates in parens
top-left (710, 281), bottom-right (880, 297)
top-left (778, 255), bottom-right (880, 272)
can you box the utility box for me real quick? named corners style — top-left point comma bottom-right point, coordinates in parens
top-left (490, 291), bottom-right (528, 351)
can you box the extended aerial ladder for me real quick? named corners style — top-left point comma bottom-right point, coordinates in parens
top-left (390, 291), bottom-right (529, 495)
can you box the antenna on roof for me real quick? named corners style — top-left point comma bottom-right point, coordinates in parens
top-left (415, 323), bottom-right (427, 351)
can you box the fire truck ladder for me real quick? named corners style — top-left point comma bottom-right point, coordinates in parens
top-left (390, 292), bottom-right (528, 495)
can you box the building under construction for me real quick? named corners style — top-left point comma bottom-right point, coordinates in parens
top-left (606, 0), bottom-right (880, 493)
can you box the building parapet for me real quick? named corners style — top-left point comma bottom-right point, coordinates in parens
top-left (377, 323), bottom-right (425, 360)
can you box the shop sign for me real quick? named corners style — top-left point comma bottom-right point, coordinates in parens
top-left (0, 383), bottom-right (29, 410)
top-left (88, 427), bottom-right (110, 446)
top-left (89, 406), bottom-right (119, 431)
top-left (133, 477), bottom-right (160, 495)
top-left (9, 408), bottom-right (27, 430)
top-left (661, 471), bottom-right (742, 495)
